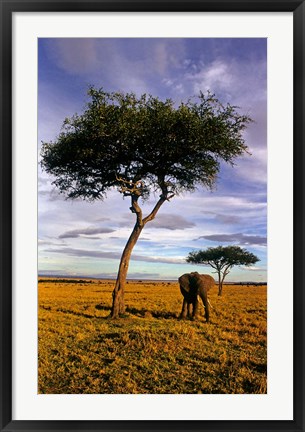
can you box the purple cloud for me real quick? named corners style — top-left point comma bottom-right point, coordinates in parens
top-left (59, 227), bottom-right (115, 239)
top-left (197, 232), bottom-right (266, 246)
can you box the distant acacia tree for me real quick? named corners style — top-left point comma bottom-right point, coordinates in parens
top-left (186, 245), bottom-right (259, 296)
top-left (41, 87), bottom-right (252, 318)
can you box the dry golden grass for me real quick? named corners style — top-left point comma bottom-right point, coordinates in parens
top-left (38, 278), bottom-right (267, 394)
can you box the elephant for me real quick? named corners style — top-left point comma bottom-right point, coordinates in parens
top-left (178, 272), bottom-right (215, 322)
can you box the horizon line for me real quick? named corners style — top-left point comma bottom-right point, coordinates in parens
top-left (38, 274), bottom-right (267, 285)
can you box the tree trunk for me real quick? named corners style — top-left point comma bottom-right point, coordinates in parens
top-left (110, 186), bottom-right (169, 318)
top-left (111, 223), bottom-right (143, 318)
top-left (218, 271), bottom-right (228, 296)
top-left (218, 271), bottom-right (223, 296)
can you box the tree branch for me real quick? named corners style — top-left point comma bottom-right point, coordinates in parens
top-left (130, 195), bottom-right (143, 227)
top-left (221, 264), bottom-right (231, 284)
top-left (142, 180), bottom-right (174, 225)
top-left (116, 175), bottom-right (144, 197)
top-left (142, 196), bottom-right (166, 225)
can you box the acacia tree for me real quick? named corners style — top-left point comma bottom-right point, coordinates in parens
top-left (186, 245), bottom-right (259, 296)
top-left (41, 87), bottom-right (252, 318)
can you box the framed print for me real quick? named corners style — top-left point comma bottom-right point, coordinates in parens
top-left (1, 1), bottom-right (304, 431)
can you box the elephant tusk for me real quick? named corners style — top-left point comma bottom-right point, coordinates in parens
top-left (207, 299), bottom-right (213, 309)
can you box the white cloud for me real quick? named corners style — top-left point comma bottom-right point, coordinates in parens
top-left (162, 78), bottom-right (173, 87)
top-left (237, 147), bottom-right (267, 184)
top-left (240, 265), bottom-right (266, 272)
top-left (185, 56), bottom-right (266, 107)
top-left (189, 60), bottom-right (233, 94)
top-left (48, 39), bottom-right (99, 75)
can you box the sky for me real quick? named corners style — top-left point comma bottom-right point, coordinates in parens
top-left (38, 38), bottom-right (267, 282)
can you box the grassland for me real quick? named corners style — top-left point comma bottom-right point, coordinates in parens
top-left (38, 278), bottom-right (267, 394)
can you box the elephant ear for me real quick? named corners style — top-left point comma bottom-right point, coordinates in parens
top-left (199, 274), bottom-right (215, 291)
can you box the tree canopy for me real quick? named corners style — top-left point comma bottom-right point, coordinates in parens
top-left (186, 245), bottom-right (259, 295)
top-left (41, 87), bottom-right (252, 318)
top-left (41, 87), bottom-right (251, 203)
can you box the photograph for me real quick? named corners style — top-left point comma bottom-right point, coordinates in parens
top-left (38, 37), bottom-right (267, 395)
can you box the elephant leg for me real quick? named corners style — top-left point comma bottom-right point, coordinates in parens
top-left (180, 298), bottom-right (188, 319)
top-left (199, 292), bottom-right (210, 323)
top-left (187, 302), bottom-right (193, 318)
top-left (192, 297), bottom-right (199, 320)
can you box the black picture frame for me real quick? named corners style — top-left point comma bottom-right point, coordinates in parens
top-left (1, 1), bottom-right (304, 431)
